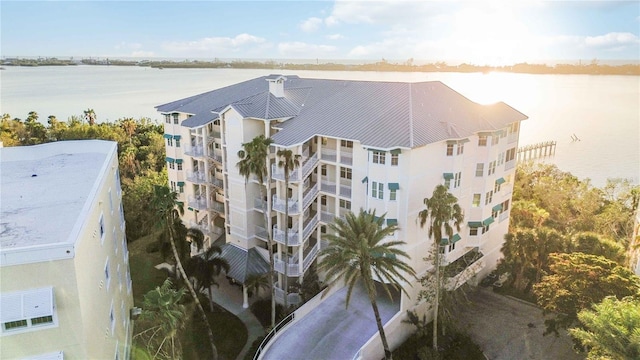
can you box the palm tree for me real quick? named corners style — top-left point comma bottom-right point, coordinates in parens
top-left (237, 134), bottom-right (277, 327)
top-left (136, 279), bottom-right (187, 359)
top-left (418, 184), bottom-right (464, 351)
top-left (276, 148), bottom-right (301, 309)
top-left (83, 108), bottom-right (96, 125)
top-left (320, 209), bottom-right (416, 360)
top-left (244, 273), bottom-right (270, 299)
top-left (120, 117), bottom-right (137, 144)
top-left (151, 185), bottom-right (219, 360)
top-left (185, 244), bottom-right (230, 312)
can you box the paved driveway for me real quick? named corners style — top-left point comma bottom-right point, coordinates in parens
top-left (458, 287), bottom-right (584, 360)
top-left (262, 281), bottom-right (401, 360)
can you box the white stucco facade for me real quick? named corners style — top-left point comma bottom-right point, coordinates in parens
top-left (0, 141), bottom-right (134, 359)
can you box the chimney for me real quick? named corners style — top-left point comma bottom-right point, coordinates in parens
top-left (266, 75), bottom-right (286, 98)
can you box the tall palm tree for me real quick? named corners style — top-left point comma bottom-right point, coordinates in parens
top-left (276, 148), bottom-right (301, 309)
top-left (418, 184), bottom-right (464, 351)
top-left (151, 185), bottom-right (219, 360)
top-left (185, 244), bottom-right (230, 312)
top-left (237, 134), bottom-right (277, 327)
top-left (320, 209), bottom-right (416, 360)
top-left (83, 108), bottom-right (96, 125)
top-left (120, 117), bottom-right (137, 144)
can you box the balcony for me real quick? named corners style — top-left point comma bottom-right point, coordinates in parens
top-left (188, 196), bottom-right (207, 211)
top-left (272, 195), bottom-right (299, 214)
top-left (274, 281), bottom-right (301, 306)
top-left (274, 211), bottom-right (319, 247)
top-left (499, 210), bottom-right (510, 223)
top-left (209, 177), bottom-right (223, 190)
top-left (186, 171), bottom-right (207, 184)
top-left (340, 180), bottom-right (352, 198)
top-left (508, 132), bottom-right (518, 144)
top-left (505, 159), bottom-right (516, 171)
top-left (339, 150), bottom-right (353, 166)
top-left (254, 226), bottom-right (269, 242)
top-left (184, 145), bottom-right (204, 158)
top-left (273, 240), bottom-right (320, 276)
top-left (188, 220), bottom-right (210, 234)
top-left (302, 182), bottom-right (319, 210)
top-left (272, 152), bottom-right (319, 182)
top-left (320, 177), bottom-right (337, 194)
top-left (254, 197), bottom-right (268, 211)
top-left (210, 200), bottom-right (225, 214)
top-left (208, 150), bottom-right (223, 165)
top-left (320, 148), bottom-right (337, 162)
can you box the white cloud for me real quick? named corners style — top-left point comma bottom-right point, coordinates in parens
top-left (326, 34), bottom-right (344, 40)
top-left (584, 32), bottom-right (640, 49)
top-left (162, 34), bottom-right (266, 54)
top-left (278, 42), bottom-right (337, 58)
top-left (300, 17), bottom-right (323, 32)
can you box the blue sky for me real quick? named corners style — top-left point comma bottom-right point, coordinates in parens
top-left (2, 1), bottom-right (639, 65)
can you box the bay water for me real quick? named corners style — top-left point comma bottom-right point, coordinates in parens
top-left (1, 65), bottom-right (638, 187)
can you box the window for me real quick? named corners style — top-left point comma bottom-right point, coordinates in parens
top-left (492, 134), bottom-right (499, 145)
top-left (168, 162), bottom-right (175, 170)
top-left (321, 137), bottom-right (327, 145)
top-left (475, 163), bottom-right (484, 177)
top-left (172, 114), bottom-right (179, 124)
top-left (390, 188), bottom-right (397, 201)
top-left (488, 161), bottom-right (496, 175)
top-left (444, 178), bottom-right (451, 189)
top-left (105, 259), bottom-right (111, 289)
top-left (391, 153), bottom-right (399, 166)
top-left (340, 167), bottom-right (352, 180)
top-left (508, 122), bottom-right (519, 134)
top-left (478, 135), bottom-right (487, 146)
top-left (457, 143), bottom-right (464, 155)
top-left (320, 195), bottom-right (327, 206)
top-left (446, 144), bottom-right (454, 156)
top-left (453, 172), bottom-right (462, 188)
top-left (377, 182), bottom-right (384, 199)
top-left (321, 165), bottom-right (327, 176)
top-left (1, 288), bottom-right (57, 334)
top-left (469, 227), bottom-right (478, 236)
top-left (164, 114), bottom-right (171, 123)
top-left (99, 214), bottom-right (106, 243)
top-left (502, 199), bottom-right (510, 212)
top-left (167, 138), bottom-right (173, 146)
top-left (177, 162), bottom-right (183, 171)
top-left (498, 152), bottom-right (505, 165)
top-left (175, 138), bottom-right (181, 147)
top-left (110, 303), bottom-right (115, 335)
top-left (494, 180), bottom-right (502, 193)
top-left (506, 147), bottom-right (516, 162)
top-left (472, 194), bottom-right (481, 207)
top-left (108, 189), bottom-right (114, 213)
top-left (482, 224), bottom-right (490, 234)
top-left (178, 184), bottom-right (184, 193)
top-left (492, 209), bottom-right (499, 219)
top-left (339, 199), bottom-right (351, 210)
top-left (119, 203), bottom-right (125, 229)
top-left (372, 151), bottom-right (385, 164)
top-left (115, 168), bottom-right (121, 195)
top-left (340, 140), bottom-right (353, 148)
top-left (448, 242), bottom-right (456, 252)
top-left (485, 190), bottom-right (493, 205)
top-left (372, 181), bottom-right (378, 198)
top-left (170, 181), bottom-right (176, 192)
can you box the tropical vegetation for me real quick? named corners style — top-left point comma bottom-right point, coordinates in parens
top-left (320, 209), bottom-right (416, 360)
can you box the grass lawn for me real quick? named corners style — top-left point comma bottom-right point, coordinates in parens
top-left (129, 233), bottom-right (247, 360)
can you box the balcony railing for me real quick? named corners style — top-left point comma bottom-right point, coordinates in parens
top-left (209, 177), bottom-right (224, 190)
top-left (504, 159), bottom-right (516, 171)
top-left (508, 132), bottom-right (518, 144)
top-left (320, 149), bottom-right (337, 162)
top-left (188, 196), bottom-right (207, 210)
top-left (254, 197), bottom-right (267, 211)
top-left (186, 171), bottom-right (206, 184)
top-left (303, 242), bottom-right (320, 272)
top-left (320, 177), bottom-right (337, 194)
top-left (302, 183), bottom-right (319, 210)
top-left (272, 195), bottom-right (299, 214)
top-left (210, 200), bottom-right (225, 213)
top-left (208, 150), bottom-right (223, 164)
top-left (188, 220), bottom-right (210, 234)
top-left (499, 210), bottom-right (510, 222)
top-left (272, 152), bottom-right (319, 182)
top-left (273, 227), bottom-right (301, 246)
top-left (320, 211), bottom-right (334, 223)
top-left (274, 282), bottom-right (301, 305)
top-left (340, 184), bottom-right (352, 198)
top-left (255, 226), bottom-right (269, 241)
top-left (302, 213), bottom-right (319, 242)
top-left (184, 145), bottom-right (204, 158)
top-left (339, 151), bottom-right (353, 166)
top-left (274, 254), bottom-right (301, 276)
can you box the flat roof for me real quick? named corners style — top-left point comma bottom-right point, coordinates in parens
top-left (1, 141), bottom-right (117, 263)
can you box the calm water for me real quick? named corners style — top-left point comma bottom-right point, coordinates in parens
top-left (1, 66), bottom-right (638, 187)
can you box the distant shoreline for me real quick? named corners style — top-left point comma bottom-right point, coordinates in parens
top-left (2, 57), bottom-right (639, 76)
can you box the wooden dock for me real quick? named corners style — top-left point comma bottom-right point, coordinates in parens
top-left (517, 141), bottom-right (556, 162)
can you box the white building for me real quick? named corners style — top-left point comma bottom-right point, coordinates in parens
top-left (158, 75), bottom-right (527, 310)
top-left (0, 140), bottom-right (134, 359)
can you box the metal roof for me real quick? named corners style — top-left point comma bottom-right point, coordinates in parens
top-left (157, 76), bottom-right (528, 147)
top-left (218, 243), bottom-right (269, 283)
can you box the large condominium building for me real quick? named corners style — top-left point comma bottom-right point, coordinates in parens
top-left (0, 140), bottom-right (134, 360)
top-left (158, 75), bottom-right (527, 309)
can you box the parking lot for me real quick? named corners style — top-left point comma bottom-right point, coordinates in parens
top-left (457, 287), bottom-right (584, 360)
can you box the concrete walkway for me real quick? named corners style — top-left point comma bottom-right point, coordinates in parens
top-left (209, 274), bottom-right (266, 360)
